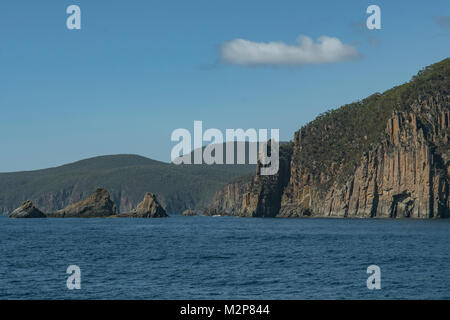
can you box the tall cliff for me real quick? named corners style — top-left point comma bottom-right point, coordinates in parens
top-left (204, 142), bottom-right (293, 217)
top-left (205, 58), bottom-right (450, 218)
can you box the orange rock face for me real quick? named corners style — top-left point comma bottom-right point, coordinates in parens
top-left (279, 96), bottom-right (449, 218)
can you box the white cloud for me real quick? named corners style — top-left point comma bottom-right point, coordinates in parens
top-left (220, 35), bottom-right (362, 66)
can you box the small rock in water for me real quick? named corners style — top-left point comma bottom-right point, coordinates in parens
top-left (125, 193), bottom-right (168, 218)
top-left (9, 201), bottom-right (46, 218)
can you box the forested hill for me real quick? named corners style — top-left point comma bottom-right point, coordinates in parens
top-left (0, 154), bottom-right (255, 214)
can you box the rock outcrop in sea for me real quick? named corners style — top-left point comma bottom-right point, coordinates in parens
top-left (204, 58), bottom-right (450, 219)
top-left (8, 189), bottom-right (169, 219)
top-left (47, 188), bottom-right (117, 218)
top-left (119, 193), bottom-right (168, 218)
top-left (8, 201), bottom-right (46, 218)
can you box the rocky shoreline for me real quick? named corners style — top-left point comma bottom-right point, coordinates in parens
top-left (8, 188), bottom-right (168, 219)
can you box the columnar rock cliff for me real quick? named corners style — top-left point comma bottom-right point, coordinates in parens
top-left (204, 174), bottom-right (255, 216)
top-left (205, 58), bottom-right (450, 218)
top-left (280, 96), bottom-right (449, 218)
top-left (205, 143), bottom-right (293, 217)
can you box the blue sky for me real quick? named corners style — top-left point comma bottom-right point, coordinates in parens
top-left (0, 0), bottom-right (449, 172)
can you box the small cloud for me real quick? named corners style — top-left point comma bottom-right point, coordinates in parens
top-left (434, 16), bottom-right (450, 28)
top-left (220, 35), bottom-right (362, 67)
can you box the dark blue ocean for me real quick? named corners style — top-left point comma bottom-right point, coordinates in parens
top-left (0, 214), bottom-right (449, 300)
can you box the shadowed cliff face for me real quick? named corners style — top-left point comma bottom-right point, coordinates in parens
top-left (204, 143), bottom-right (293, 217)
top-left (203, 175), bottom-right (255, 217)
top-left (205, 58), bottom-right (450, 218)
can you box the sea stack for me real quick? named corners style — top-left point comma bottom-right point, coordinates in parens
top-left (127, 193), bottom-right (168, 218)
top-left (52, 188), bottom-right (117, 218)
top-left (9, 201), bottom-right (46, 218)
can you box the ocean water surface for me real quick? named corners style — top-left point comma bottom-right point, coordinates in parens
top-left (0, 215), bottom-right (449, 299)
